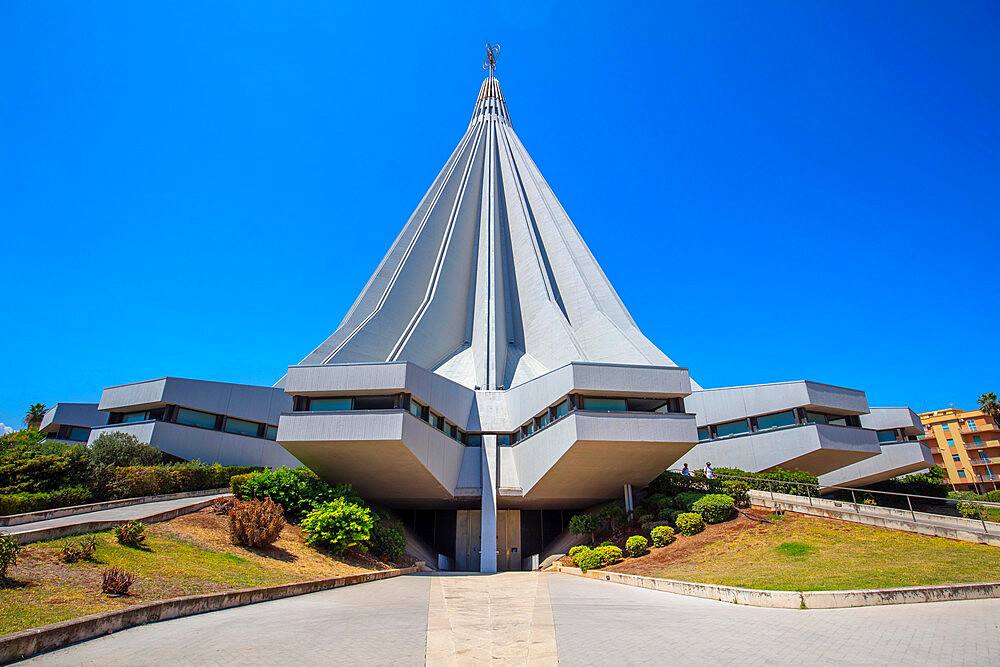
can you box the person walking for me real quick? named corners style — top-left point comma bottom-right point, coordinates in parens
top-left (681, 463), bottom-right (691, 476)
top-left (704, 462), bottom-right (714, 479)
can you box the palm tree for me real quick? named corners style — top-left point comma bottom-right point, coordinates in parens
top-left (979, 393), bottom-right (1000, 424)
top-left (24, 403), bottom-right (47, 430)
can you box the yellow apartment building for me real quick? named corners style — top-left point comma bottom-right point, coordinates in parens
top-left (919, 407), bottom-right (1000, 492)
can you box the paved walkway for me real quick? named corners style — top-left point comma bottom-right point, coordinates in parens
top-left (23, 572), bottom-right (1000, 665)
top-left (1, 494), bottom-right (230, 537)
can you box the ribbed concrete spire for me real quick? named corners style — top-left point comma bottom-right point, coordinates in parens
top-left (290, 76), bottom-right (680, 390)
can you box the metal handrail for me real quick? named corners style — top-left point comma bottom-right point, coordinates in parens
top-left (665, 468), bottom-right (1000, 533)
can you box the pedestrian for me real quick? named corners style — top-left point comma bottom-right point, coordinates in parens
top-left (681, 463), bottom-right (691, 476)
top-left (704, 462), bottom-right (714, 479)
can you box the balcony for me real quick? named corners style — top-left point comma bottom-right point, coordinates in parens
top-left (971, 457), bottom-right (1000, 466)
top-left (960, 423), bottom-right (1000, 435)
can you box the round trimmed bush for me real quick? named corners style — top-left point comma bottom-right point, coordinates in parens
top-left (691, 494), bottom-right (735, 524)
top-left (625, 535), bottom-right (648, 558)
top-left (674, 491), bottom-right (706, 511)
top-left (576, 549), bottom-right (604, 571)
top-left (650, 525), bottom-right (675, 547)
top-left (568, 545), bottom-right (590, 561)
top-left (595, 544), bottom-right (623, 565)
top-left (675, 512), bottom-right (705, 536)
top-left (300, 498), bottom-right (374, 554)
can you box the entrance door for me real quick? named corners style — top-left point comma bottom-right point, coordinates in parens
top-left (496, 510), bottom-right (521, 572)
top-left (455, 509), bottom-right (481, 571)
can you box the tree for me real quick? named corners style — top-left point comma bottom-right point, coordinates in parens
top-left (24, 403), bottom-right (47, 430)
top-left (979, 393), bottom-right (1000, 424)
top-left (569, 513), bottom-right (601, 545)
top-left (88, 431), bottom-right (163, 467)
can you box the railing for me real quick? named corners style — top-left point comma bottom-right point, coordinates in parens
top-left (971, 457), bottom-right (999, 466)
top-left (670, 469), bottom-right (1000, 534)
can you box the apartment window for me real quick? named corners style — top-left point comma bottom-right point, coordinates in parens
top-left (715, 419), bottom-right (750, 438)
top-left (224, 417), bottom-right (259, 437)
top-left (554, 400), bottom-right (569, 419)
top-left (581, 397), bottom-right (628, 412)
top-left (974, 436), bottom-right (983, 445)
top-left (943, 423), bottom-right (950, 431)
top-left (953, 454), bottom-right (961, 462)
top-left (310, 398), bottom-right (353, 411)
top-left (175, 408), bottom-right (218, 429)
top-left (958, 470), bottom-right (967, 478)
top-left (877, 430), bottom-right (898, 444)
top-left (697, 426), bottom-right (711, 441)
top-left (757, 411), bottom-right (795, 431)
top-left (947, 439), bottom-right (955, 447)
top-left (265, 425), bottom-right (278, 441)
top-left (967, 420), bottom-right (978, 431)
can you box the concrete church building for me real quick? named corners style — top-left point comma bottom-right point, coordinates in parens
top-left (44, 58), bottom-right (931, 572)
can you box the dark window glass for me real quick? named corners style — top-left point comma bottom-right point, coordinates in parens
top-left (310, 398), bottom-right (353, 411)
top-left (627, 398), bottom-right (668, 412)
top-left (68, 426), bottom-right (90, 441)
top-left (582, 397), bottom-right (627, 412)
top-left (876, 429), bottom-right (898, 444)
top-left (122, 411), bottom-right (149, 423)
top-left (224, 417), bottom-right (259, 437)
top-left (757, 411), bottom-right (795, 430)
top-left (176, 408), bottom-right (218, 429)
top-left (353, 395), bottom-right (396, 410)
top-left (697, 426), bottom-right (711, 441)
top-left (715, 419), bottom-right (750, 438)
top-left (555, 400), bottom-right (569, 418)
top-left (804, 411), bottom-right (828, 425)
top-left (466, 434), bottom-right (482, 447)
top-left (498, 434), bottom-right (511, 446)
top-left (265, 425), bottom-right (278, 441)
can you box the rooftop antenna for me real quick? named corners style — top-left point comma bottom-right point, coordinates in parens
top-left (483, 43), bottom-right (500, 77)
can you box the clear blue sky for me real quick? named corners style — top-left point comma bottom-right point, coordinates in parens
top-left (1, 1), bottom-right (998, 431)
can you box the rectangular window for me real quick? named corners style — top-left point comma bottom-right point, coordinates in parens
top-left (265, 425), bottom-right (278, 441)
top-left (498, 434), bottom-right (511, 446)
top-left (943, 423), bottom-right (950, 431)
top-left (974, 436), bottom-right (983, 445)
top-left (947, 439), bottom-right (955, 447)
top-left (175, 408), bottom-right (218, 429)
top-left (448, 424), bottom-right (458, 439)
top-left (804, 412), bottom-right (829, 425)
top-left (715, 419), bottom-right (750, 438)
top-left (224, 417), bottom-right (259, 437)
top-left (523, 422), bottom-right (534, 437)
top-left (309, 398), bottom-right (353, 411)
top-left (958, 470), bottom-right (966, 478)
top-left (466, 434), bottom-right (482, 447)
top-left (967, 420), bottom-right (978, 431)
top-left (538, 412), bottom-right (550, 428)
top-left (582, 397), bottom-right (627, 412)
top-left (353, 395), bottom-right (396, 411)
top-left (877, 430), bottom-right (898, 444)
top-left (68, 426), bottom-right (90, 442)
top-left (122, 411), bottom-right (150, 423)
top-left (697, 426), bottom-right (711, 441)
top-left (554, 400), bottom-right (569, 419)
top-left (756, 411), bottom-right (795, 431)
top-left (626, 398), bottom-right (668, 412)
top-left (408, 399), bottom-right (423, 419)
top-left (429, 413), bottom-right (443, 430)
top-left (953, 454), bottom-right (961, 461)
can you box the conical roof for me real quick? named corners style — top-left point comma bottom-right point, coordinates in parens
top-left (292, 76), bottom-right (680, 390)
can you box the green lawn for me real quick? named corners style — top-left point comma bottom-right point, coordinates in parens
top-left (614, 513), bottom-right (1000, 591)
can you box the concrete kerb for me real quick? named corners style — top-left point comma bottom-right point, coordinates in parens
top-left (555, 567), bottom-right (1000, 609)
top-left (0, 565), bottom-right (422, 664)
top-left (0, 488), bottom-right (230, 527)
top-left (7, 496), bottom-right (228, 544)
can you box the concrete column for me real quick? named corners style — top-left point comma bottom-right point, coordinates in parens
top-left (480, 435), bottom-right (498, 573)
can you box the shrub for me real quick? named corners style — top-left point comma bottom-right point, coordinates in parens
top-left (650, 525), bottom-right (675, 547)
top-left (674, 491), bottom-right (706, 511)
top-left (237, 467), bottom-right (359, 518)
top-left (676, 512), bottom-right (705, 536)
top-left (101, 567), bottom-right (136, 595)
top-left (0, 450), bottom-right (92, 494)
top-left (713, 467), bottom-right (819, 497)
top-left (568, 545), bottom-right (590, 561)
top-left (59, 537), bottom-right (97, 563)
top-left (114, 521), bottom-right (147, 548)
top-left (230, 473), bottom-right (255, 498)
top-left (862, 496), bottom-right (877, 506)
top-left (368, 520), bottom-right (406, 561)
top-left (646, 470), bottom-right (723, 497)
top-left (721, 480), bottom-right (750, 507)
top-left (659, 508), bottom-right (680, 523)
top-left (957, 501), bottom-right (979, 519)
top-left (228, 499), bottom-right (285, 548)
top-left (625, 535), bottom-right (648, 558)
top-left (599, 504), bottom-right (627, 527)
top-left (691, 494), bottom-right (735, 524)
top-left (212, 496), bottom-right (235, 515)
top-left (300, 498), bottom-right (374, 554)
top-left (576, 549), bottom-right (604, 571)
top-left (569, 514), bottom-right (601, 544)
top-left (0, 486), bottom-right (93, 515)
top-left (0, 534), bottom-right (20, 579)
top-left (88, 432), bottom-right (163, 467)
top-left (594, 544), bottom-right (623, 565)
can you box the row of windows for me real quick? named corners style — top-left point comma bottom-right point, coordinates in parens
top-left (294, 392), bottom-right (687, 447)
top-left (697, 408), bottom-right (863, 441)
top-left (53, 424), bottom-right (91, 442)
top-left (108, 405), bottom-right (278, 441)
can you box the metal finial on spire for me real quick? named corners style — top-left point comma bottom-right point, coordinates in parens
top-left (483, 43), bottom-right (500, 77)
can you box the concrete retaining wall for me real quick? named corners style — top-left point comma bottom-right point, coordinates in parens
top-left (750, 490), bottom-right (1000, 547)
top-left (0, 566), bottom-right (420, 664)
top-left (8, 497), bottom-right (226, 544)
top-left (556, 567), bottom-right (1000, 609)
top-left (0, 488), bottom-right (230, 527)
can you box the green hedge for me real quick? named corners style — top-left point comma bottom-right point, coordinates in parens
top-left (713, 467), bottom-right (819, 497)
top-left (674, 491), bottom-right (707, 511)
top-left (103, 463), bottom-right (261, 500)
top-left (691, 494), bottom-right (735, 524)
top-left (0, 486), bottom-right (93, 515)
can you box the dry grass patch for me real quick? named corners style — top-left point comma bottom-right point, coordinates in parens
top-left (0, 508), bottom-right (373, 635)
top-left (606, 509), bottom-right (1000, 591)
